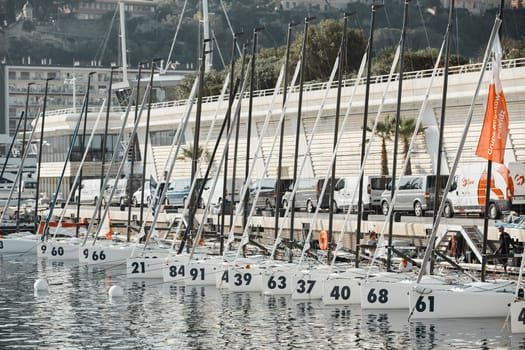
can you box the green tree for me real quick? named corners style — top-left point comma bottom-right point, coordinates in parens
top-left (372, 47), bottom-right (468, 76)
top-left (370, 116), bottom-right (394, 176)
top-left (290, 19), bottom-right (367, 82)
top-left (398, 117), bottom-right (424, 176)
top-left (178, 143), bottom-right (208, 162)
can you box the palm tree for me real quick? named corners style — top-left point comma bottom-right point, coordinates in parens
top-left (370, 116), bottom-right (394, 176)
top-left (178, 144), bottom-right (207, 161)
top-left (397, 117), bottom-right (424, 175)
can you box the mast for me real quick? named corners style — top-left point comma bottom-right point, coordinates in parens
top-left (119, 1), bottom-right (128, 84)
top-left (222, 45), bottom-right (248, 255)
top-left (231, 43), bottom-right (248, 254)
top-left (127, 62), bottom-right (144, 242)
top-left (139, 59), bottom-right (160, 231)
top-left (202, 0), bottom-right (212, 72)
top-left (34, 77), bottom-right (54, 234)
top-left (243, 27), bottom-right (264, 237)
top-left (274, 21), bottom-right (297, 246)
top-left (16, 82), bottom-right (34, 231)
top-left (2, 111), bottom-right (25, 228)
top-left (290, 16), bottom-right (314, 263)
top-left (100, 66), bottom-right (118, 222)
top-left (1, 113), bottom-right (25, 180)
top-left (219, 33), bottom-right (240, 255)
top-left (76, 71), bottom-right (95, 237)
top-left (179, 39), bottom-right (212, 254)
top-left (328, 12), bottom-right (349, 263)
top-left (481, 0), bottom-right (505, 282)
top-left (357, 4), bottom-right (382, 267)
top-left (387, 0), bottom-right (410, 271)
top-left (431, 0), bottom-right (454, 275)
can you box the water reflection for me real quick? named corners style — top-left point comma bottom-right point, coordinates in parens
top-left (0, 257), bottom-right (523, 349)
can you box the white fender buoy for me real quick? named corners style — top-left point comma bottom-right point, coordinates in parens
top-left (108, 285), bottom-right (124, 298)
top-left (34, 278), bottom-right (49, 292)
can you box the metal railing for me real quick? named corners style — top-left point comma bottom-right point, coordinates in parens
top-left (45, 57), bottom-right (525, 118)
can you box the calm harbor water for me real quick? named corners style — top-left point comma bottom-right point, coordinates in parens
top-left (0, 255), bottom-right (524, 349)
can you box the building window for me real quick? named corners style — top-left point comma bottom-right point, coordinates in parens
top-left (42, 134), bottom-right (123, 163)
top-left (150, 129), bottom-right (182, 146)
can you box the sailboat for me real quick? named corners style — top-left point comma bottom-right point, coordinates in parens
top-left (357, 1), bottom-right (478, 311)
top-left (408, 12), bottom-right (516, 320)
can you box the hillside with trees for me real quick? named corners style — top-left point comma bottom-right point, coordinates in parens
top-left (1, 0), bottom-right (525, 90)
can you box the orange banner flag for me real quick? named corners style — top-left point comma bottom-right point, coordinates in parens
top-left (475, 35), bottom-right (509, 164)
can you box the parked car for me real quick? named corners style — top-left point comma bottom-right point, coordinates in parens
top-left (380, 175), bottom-right (448, 217)
top-left (318, 176), bottom-right (369, 213)
top-left (248, 178), bottom-right (277, 210)
top-left (317, 175), bottom-right (390, 214)
top-left (444, 162), bottom-right (512, 219)
top-left (132, 180), bottom-right (152, 207)
top-left (166, 178), bottom-right (204, 208)
top-left (39, 192), bottom-right (65, 208)
top-left (73, 179), bottom-right (102, 205)
top-left (282, 178), bottom-right (318, 212)
top-left (368, 175), bottom-right (391, 213)
top-left (103, 175), bottom-right (141, 209)
top-left (201, 177), bottom-right (243, 212)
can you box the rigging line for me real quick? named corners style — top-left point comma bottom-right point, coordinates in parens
top-left (367, 34), bottom-right (447, 279)
top-left (41, 94), bottom-right (89, 241)
top-left (212, 29), bottom-right (227, 69)
top-left (166, 74), bottom-right (231, 253)
top-left (0, 103), bottom-right (42, 226)
top-left (81, 87), bottom-right (137, 246)
top-left (93, 85), bottom-right (151, 246)
top-left (454, 8), bottom-right (460, 65)
top-left (229, 64), bottom-right (286, 259)
top-left (415, 0), bottom-right (432, 59)
top-left (219, 0), bottom-right (242, 57)
top-left (93, 6), bottom-right (119, 64)
top-left (53, 99), bottom-right (107, 240)
top-left (353, 10), bottom-right (363, 32)
top-left (139, 78), bottom-right (199, 253)
top-left (163, 0), bottom-right (189, 74)
top-left (327, 48), bottom-right (393, 271)
top-left (416, 18), bottom-right (502, 284)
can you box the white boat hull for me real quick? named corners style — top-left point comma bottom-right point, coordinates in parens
top-left (511, 299), bottom-right (525, 333)
top-left (79, 243), bottom-right (135, 265)
top-left (127, 250), bottom-right (169, 279)
top-left (215, 263), bottom-right (230, 289)
top-left (163, 255), bottom-right (190, 283)
top-left (0, 235), bottom-right (39, 256)
top-left (409, 281), bottom-right (515, 319)
top-left (228, 265), bottom-right (263, 292)
top-left (185, 258), bottom-right (222, 286)
top-left (360, 278), bottom-right (414, 310)
top-left (291, 268), bottom-right (329, 301)
top-left (322, 270), bottom-right (365, 305)
top-left (261, 264), bottom-right (296, 295)
top-left (45, 240), bottom-right (81, 261)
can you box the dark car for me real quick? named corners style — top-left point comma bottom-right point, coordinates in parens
top-left (248, 178), bottom-right (294, 210)
top-left (165, 178), bottom-right (204, 208)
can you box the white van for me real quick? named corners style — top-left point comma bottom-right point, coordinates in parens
top-left (201, 177), bottom-right (243, 211)
top-left (444, 163), bottom-right (513, 219)
top-left (103, 175), bottom-right (142, 209)
top-left (331, 176), bottom-right (370, 213)
top-left (508, 162), bottom-right (525, 210)
top-left (73, 179), bottom-right (102, 205)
